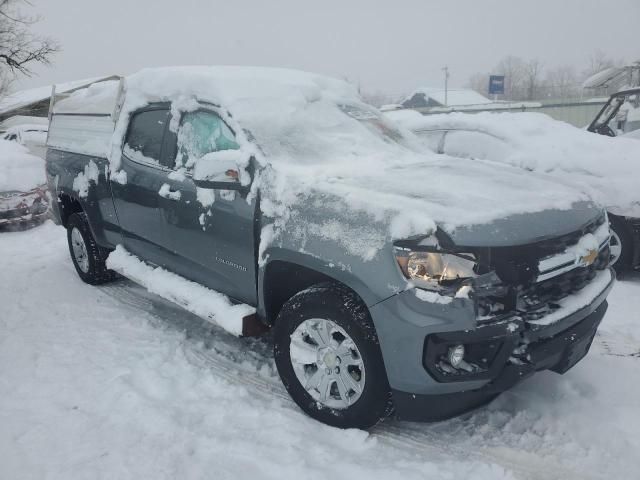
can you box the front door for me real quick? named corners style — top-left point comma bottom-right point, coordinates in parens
top-left (158, 107), bottom-right (258, 305)
top-left (110, 105), bottom-right (175, 268)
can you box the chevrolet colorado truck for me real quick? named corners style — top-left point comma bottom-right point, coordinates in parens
top-left (45, 67), bottom-right (614, 429)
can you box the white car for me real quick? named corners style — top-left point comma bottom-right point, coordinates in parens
top-left (0, 139), bottom-right (49, 230)
top-left (387, 109), bottom-right (640, 274)
top-left (3, 124), bottom-right (48, 159)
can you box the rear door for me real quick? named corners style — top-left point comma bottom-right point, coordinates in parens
top-left (110, 105), bottom-right (175, 267)
top-left (158, 107), bottom-right (258, 305)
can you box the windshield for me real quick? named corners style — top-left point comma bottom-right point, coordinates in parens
top-left (590, 90), bottom-right (640, 136)
top-left (239, 99), bottom-right (418, 165)
top-left (337, 104), bottom-right (412, 147)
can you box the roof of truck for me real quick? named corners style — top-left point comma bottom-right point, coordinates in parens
top-left (53, 66), bottom-right (358, 115)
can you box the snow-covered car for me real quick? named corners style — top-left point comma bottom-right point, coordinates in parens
top-left (388, 109), bottom-right (640, 273)
top-left (3, 124), bottom-right (48, 159)
top-left (0, 139), bottom-right (49, 230)
top-left (46, 68), bottom-right (613, 429)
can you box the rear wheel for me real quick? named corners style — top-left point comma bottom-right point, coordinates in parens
top-left (609, 215), bottom-right (633, 275)
top-left (66, 212), bottom-right (116, 285)
top-left (273, 283), bottom-right (392, 429)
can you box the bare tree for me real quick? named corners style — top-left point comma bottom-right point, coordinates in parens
top-left (545, 65), bottom-right (579, 100)
top-left (0, 0), bottom-right (59, 76)
top-left (583, 50), bottom-right (618, 79)
top-left (493, 55), bottom-right (526, 101)
top-left (523, 59), bottom-right (543, 101)
top-left (466, 72), bottom-right (488, 96)
top-left (0, 68), bottom-right (13, 96)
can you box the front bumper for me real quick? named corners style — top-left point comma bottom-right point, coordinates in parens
top-left (369, 268), bottom-right (614, 422)
top-left (0, 187), bottom-right (50, 231)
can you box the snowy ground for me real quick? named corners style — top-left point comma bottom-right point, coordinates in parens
top-left (1, 222), bottom-right (639, 480)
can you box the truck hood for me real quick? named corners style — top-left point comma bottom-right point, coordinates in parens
top-left (305, 154), bottom-right (600, 248)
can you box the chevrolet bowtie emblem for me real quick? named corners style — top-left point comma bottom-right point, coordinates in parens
top-left (580, 249), bottom-right (598, 266)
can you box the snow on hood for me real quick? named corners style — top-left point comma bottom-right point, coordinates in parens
top-left (389, 111), bottom-right (640, 217)
top-left (107, 67), bottom-right (597, 259)
top-left (0, 139), bottom-right (45, 192)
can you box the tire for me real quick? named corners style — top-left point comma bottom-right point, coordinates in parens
top-left (609, 215), bottom-right (634, 275)
top-left (66, 212), bottom-right (116, 285)
top-left (273, 282), bottom-right (393, 429)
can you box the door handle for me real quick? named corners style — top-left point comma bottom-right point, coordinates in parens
top-left (159, 183), bottom-right (182, 201)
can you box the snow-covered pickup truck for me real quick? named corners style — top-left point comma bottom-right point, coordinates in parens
top-left (46, 67), bottom-right (614, 429)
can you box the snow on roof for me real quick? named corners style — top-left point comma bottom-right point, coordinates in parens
top-left (52, 80), bottom-right (121, 115)
top-left (0, 115), bottom-right (48, 132)
top-left (0, 76), bottom-right (113, 115)
top-left (389, 110), bottom-right (640, 216)
top-left (404, 87), bottom-right (492, 107)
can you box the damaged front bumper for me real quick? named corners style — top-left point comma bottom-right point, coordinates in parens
top-left (0, 187), bottom-right (50, 231)
top-left (370, 268), bottom-right (614, 422)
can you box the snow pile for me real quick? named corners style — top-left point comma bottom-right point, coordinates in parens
top-left (0, 139), bottom-right (45, 191)
top-left (1, 223), bottom-right (639, 479)
top-left (388, 111), bottom-right (640, 216)
top-left (106, 245), bottom-right (254, 336)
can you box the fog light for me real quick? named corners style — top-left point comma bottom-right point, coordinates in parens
top-left (447, 344), bottom-right (465, 368)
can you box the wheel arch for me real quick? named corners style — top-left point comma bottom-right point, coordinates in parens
top-left (57, 190), bottom-right (85, 227)
top-left (259, 254), bottom-right (378, 326)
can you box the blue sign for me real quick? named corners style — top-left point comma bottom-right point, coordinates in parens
top-left (489, 75), bottom-right (505, 95)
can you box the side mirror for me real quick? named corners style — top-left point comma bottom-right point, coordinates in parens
top-left (192, 152), bottom-right (249, 191)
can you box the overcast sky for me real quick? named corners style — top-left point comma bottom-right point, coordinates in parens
top-left (15, 0), bottom-right (640, 96)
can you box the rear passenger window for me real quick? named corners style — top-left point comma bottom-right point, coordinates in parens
top-left (123, 109), bottom-right (170, 167)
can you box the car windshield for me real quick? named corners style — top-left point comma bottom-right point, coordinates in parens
top-left (241, 100), bottom-right (417, 166)
top-left (337, 104), bottom-right (412, 147)
top-left (591, 91), bottom-right (640, 136)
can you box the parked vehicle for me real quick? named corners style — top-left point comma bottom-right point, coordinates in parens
top-left (3, 124), bottom-right (48, 159)
top-left (587, 88), bottom-right (640, 139)
top-left (46, 67), bottom-right (613, 429)
top-left (0, 139), bottom-right (49, 231)
top-left (388, 109), bottom-right (640, 274)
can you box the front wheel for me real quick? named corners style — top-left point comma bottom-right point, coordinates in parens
top-left (273, 283), bottom-right (393, 429)
top-left (66, 212), bottom-right (116, 285)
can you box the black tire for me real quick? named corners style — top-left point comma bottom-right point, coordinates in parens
top-left (66, 212), bottom-right (116, 285)
top-left (273, 282), bottom-right (393, 429)
top-left (609, 215), bottom-right (634, 276)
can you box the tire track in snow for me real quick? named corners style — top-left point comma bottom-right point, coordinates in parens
top-left (100, 280), bottom-right (608, 480)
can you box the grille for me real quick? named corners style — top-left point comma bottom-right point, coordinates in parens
top-left (516, 246), bottom-right (609, 321)
top-left (476, 225), bottom-right (611, 321)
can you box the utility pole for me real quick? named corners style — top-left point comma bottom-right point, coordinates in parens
top-left (442, 66), bottom-right (450, 106)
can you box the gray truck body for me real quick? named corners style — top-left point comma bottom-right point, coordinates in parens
top-left (46, 69), bottom-right (614, 421)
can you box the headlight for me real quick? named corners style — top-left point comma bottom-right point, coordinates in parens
top-left (395, 248), bottom-right (478, 290)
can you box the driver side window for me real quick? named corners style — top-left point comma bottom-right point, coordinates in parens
top-left (175, 110), bottom-right (240, 171)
